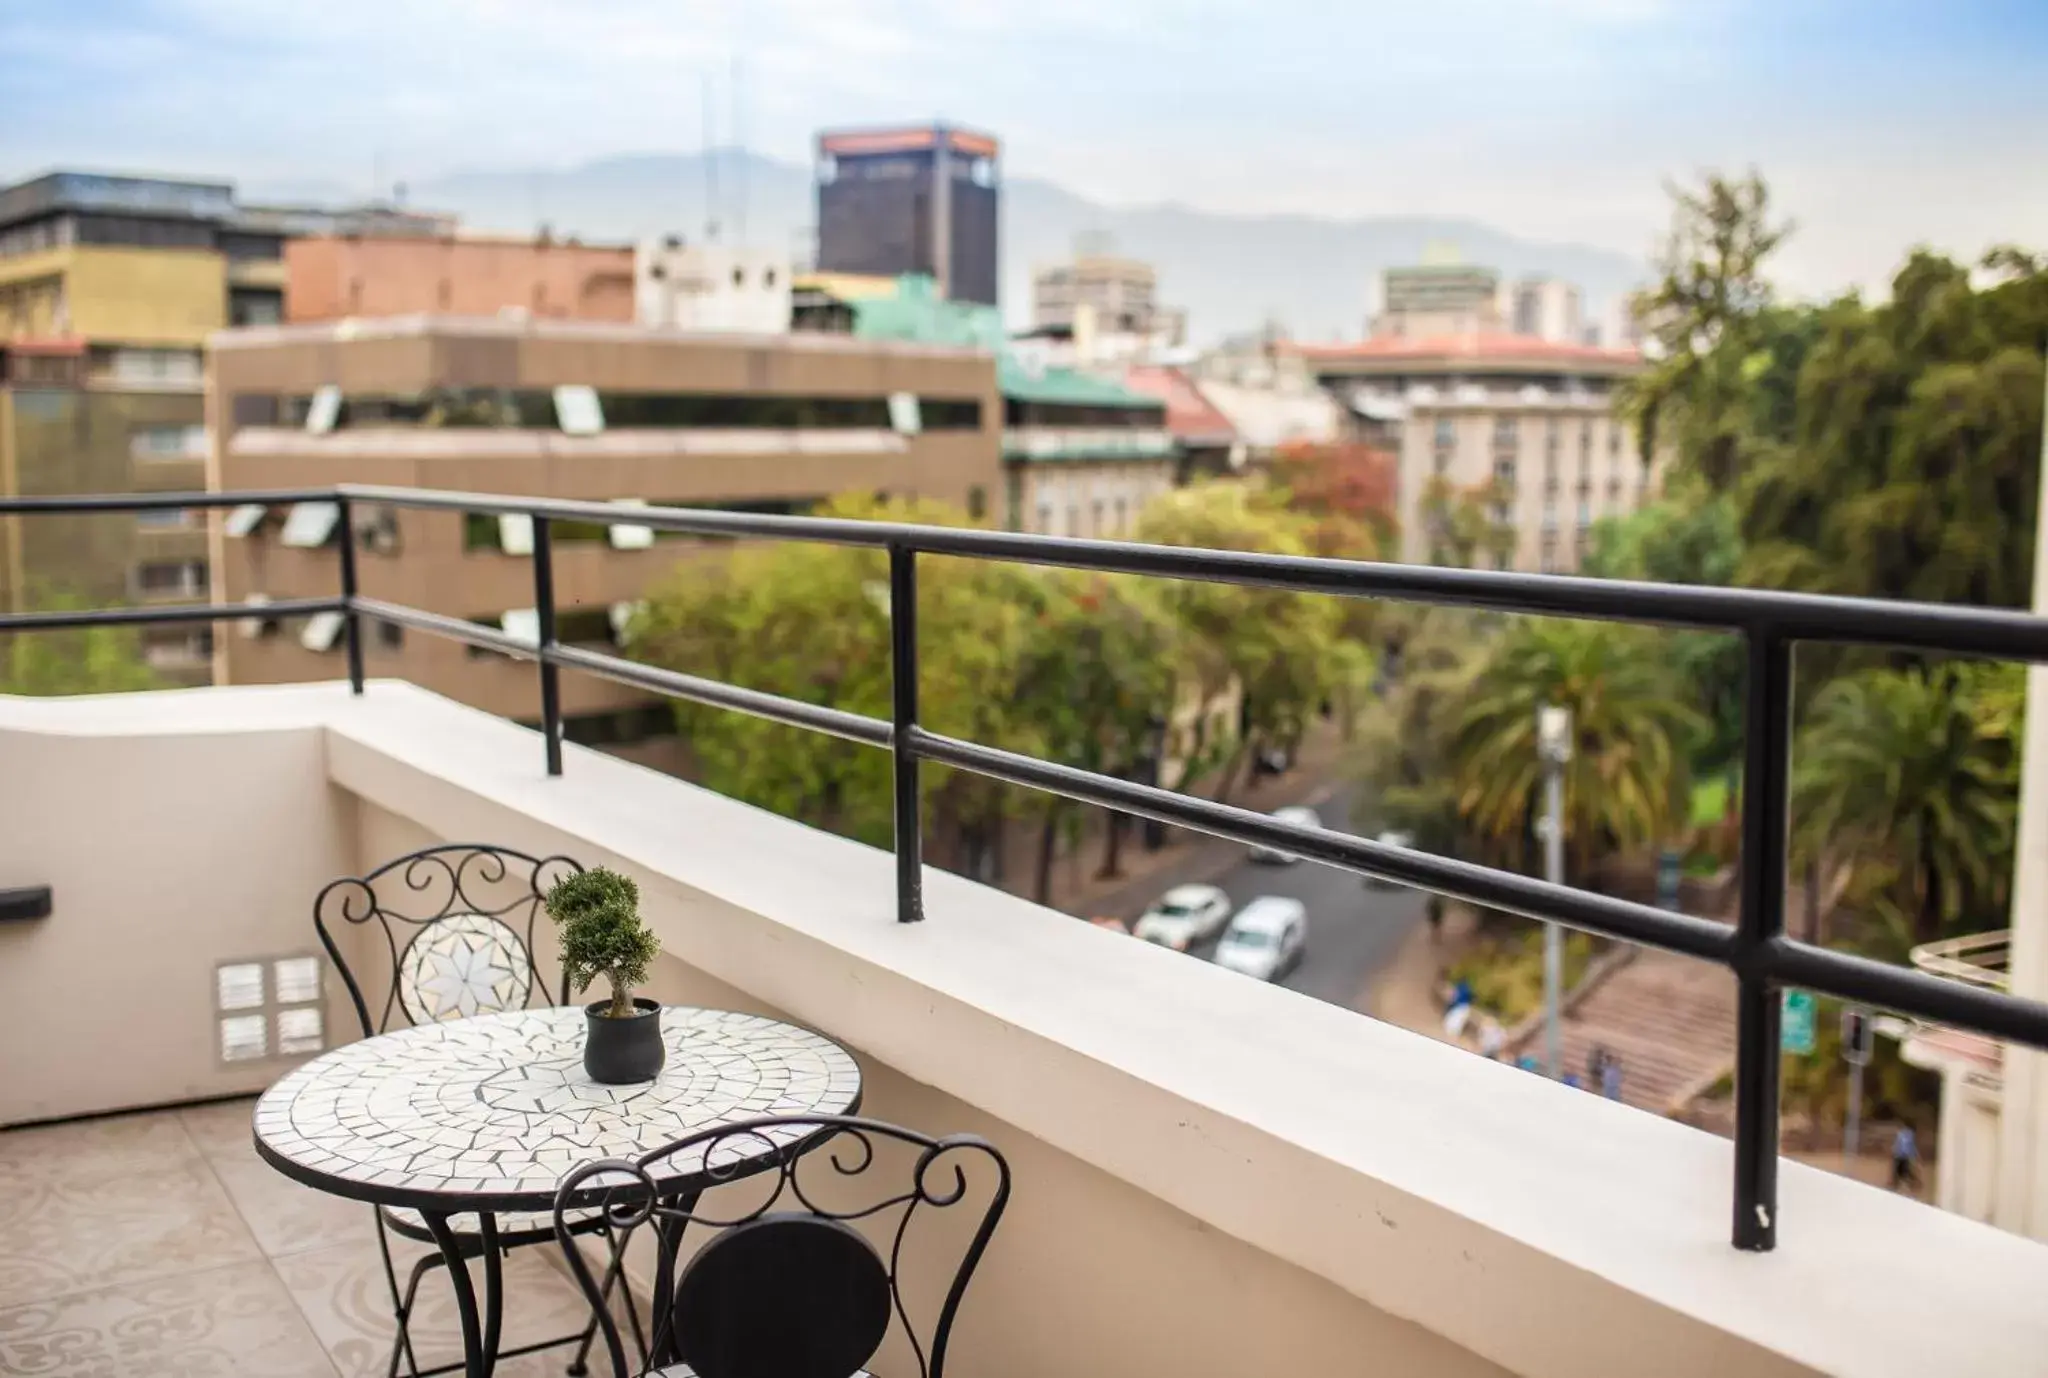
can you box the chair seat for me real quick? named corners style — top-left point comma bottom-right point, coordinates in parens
top-left (381, 1204), bottom-right (606, 1247)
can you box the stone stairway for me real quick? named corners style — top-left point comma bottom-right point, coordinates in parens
top-left (1507, 946), bottom-right (1739, 1113)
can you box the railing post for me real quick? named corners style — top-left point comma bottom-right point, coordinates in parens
top-left (334, 495), bottom-right (364, 695)
top-left (1732, 628), bottom-right (1792, 1250)
top-left (889, 545), bottom-right (924, 923)
top-left (532, 515), bottom-right (563, 777)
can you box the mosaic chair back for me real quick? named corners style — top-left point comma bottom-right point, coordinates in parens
top-left (313, 843), bottom-right (584, 1037)
top-left (555, 1114), bottom-right (1012, 1378)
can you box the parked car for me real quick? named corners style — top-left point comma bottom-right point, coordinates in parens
top-left (1364, 829), bottom-right (1414, 888)
top-left (1211, 897), bottom-right (1309, 981)
top-left (1250, 805), bottom-right (1323, 865)
top-left (1131, 884), bottom-right (1233, 951)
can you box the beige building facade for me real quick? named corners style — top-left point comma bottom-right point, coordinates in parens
top-left (1294, 335), bottom-right (1659, 572)
top-left (207, 315), bottom-right (1001, 733)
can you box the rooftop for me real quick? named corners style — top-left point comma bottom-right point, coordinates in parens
top-left (1289, 333), bottom-right (1643, 369)
top-left (1122, 365), bottom-right (1239, 443)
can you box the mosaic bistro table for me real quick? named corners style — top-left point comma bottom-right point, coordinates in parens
top-left (253, 1005), bottom-right (863, 1378)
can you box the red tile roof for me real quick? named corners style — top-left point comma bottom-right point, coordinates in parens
top-left (1121, 366), bottom-right (1238, 443)
top-left (1287, 333), bottom-right (1641, 366)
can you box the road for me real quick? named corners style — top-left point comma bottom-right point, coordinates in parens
top-left (1114, 784), bottom-right (1428, 1012)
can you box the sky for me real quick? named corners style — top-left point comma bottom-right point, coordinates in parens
top-left (3, 0), bottom-right (2045, 298)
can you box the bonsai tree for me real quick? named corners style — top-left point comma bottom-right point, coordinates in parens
top-left (545, 867), bottom-right (661, 1018)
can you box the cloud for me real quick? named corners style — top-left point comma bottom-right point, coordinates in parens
top-left (1, 0), bottom-right (2042, 299)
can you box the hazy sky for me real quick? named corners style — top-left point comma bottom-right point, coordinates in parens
top-left (4, 0), bottom-right (2044, 297)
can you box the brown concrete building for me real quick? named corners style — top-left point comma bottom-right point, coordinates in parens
top-left (285, 235), bottom-right (635, 324)
top-left (206, 315), bottom-right (1001, 739)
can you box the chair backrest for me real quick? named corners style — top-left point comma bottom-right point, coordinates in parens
top-left (556, 1114), bottom-right (1011, 1378)
top-left (313, 843), bottom-right (582, 1037)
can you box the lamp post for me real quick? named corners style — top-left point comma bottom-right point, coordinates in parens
top-left (1537, 704), bottom-right (1573, 1078)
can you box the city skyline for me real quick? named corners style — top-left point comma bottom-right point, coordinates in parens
top-left (3, 1), bottom-right (2045, 304)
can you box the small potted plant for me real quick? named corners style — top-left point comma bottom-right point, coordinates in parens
top-left (545, 867), bottom-right (665, 1083)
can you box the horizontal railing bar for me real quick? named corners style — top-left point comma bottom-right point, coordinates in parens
top-left (908, 727), bottom-right (1738, 964)
top-left (0, 489), bottom-right (334, 514)
top-left (336, 484), bottom-right (2048, 657)
top-left (1767, 938), bottom-right (2048, 1053)
top-left (545, 643), bottom-right (893, 748)
top-left (352, 597), bottom-right (535, 660)
top-left (0, 597), bottom-right (341, 632)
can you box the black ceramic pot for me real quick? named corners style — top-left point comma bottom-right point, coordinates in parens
top-left (584, 998), bottom-right (665, 1084)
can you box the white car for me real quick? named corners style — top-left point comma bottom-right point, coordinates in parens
top-left (1132, 883), bottom-right (1233, 951)
top-left (1364, 829), bottom-right (1414, 888)
top-left (1211, 897), bottom-right (1308, 981)
top-left (1249, 805), bottom-right (1322, 865)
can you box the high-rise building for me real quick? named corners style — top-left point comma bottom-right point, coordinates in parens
top-left (1509, 276), bottom-right (1583, 344)
top-left (814, 125), bottom-right (1000, 307)
top-left (1374, 247), bottom-right (1500, 338)
top-left (1293, 335), bottom-right (1663, 574)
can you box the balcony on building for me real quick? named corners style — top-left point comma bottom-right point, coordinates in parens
top-left (7, 490), bottom-right (2048, 1377)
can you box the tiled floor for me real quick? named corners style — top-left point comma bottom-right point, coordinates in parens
top-left (0, 1098), bottom-right (598, 1378)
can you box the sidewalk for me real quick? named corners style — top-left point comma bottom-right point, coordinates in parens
top-left (1004, 722), bottom-right (1352, 921)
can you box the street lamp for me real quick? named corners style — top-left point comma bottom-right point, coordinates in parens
top-left (1536, 704), bottom-right (1573, 1079)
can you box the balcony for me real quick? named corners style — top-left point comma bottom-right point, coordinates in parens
top-left (7, 488), bottom-right (2048, 1376)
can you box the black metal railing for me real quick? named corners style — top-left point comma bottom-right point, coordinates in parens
top-left (9, 481), bottom-right (2048, 1253)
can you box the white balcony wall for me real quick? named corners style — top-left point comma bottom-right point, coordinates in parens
top-left (6, 681), bottom-right (2048, 1378)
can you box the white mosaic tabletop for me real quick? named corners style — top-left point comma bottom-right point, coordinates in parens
top-left (253, 1006), bottom-right (862, 1212)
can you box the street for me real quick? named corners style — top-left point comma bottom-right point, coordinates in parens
top-left (1107, 784), bottom-right (1428, 1011)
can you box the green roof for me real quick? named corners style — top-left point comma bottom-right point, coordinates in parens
top-left (998, 357), bottom-right (1162, 409)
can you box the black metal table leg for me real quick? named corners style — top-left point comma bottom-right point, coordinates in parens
top-left (421, 1209), bottom-right (501, 1378)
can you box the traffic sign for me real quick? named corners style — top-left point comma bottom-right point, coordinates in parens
top-left (1782, 989), bottom-right (1817, 1055)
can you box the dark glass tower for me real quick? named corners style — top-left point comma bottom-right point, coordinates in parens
top-left (814, 125), bottom-right (1000, 307)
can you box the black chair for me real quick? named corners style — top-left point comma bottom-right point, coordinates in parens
top-left (553, 1114), bottom-right (1011, 1378)
top-left (315, 843), bottom-right (614, 1378)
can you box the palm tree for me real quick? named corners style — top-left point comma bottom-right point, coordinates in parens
top-left (1449, 620), bottom-right (1700, 881)
top-left (1790, 666), bottom-right (2017, 947)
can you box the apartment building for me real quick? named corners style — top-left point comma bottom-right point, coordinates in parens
top-left (1001, 359), bottom-right (1174, 538)
top-left (635, 240), bottom-right (791, 333)
top-left (1509, 276), bottom-right (1583, 344)
top-left (207, 315), bottom-right (1002, 736)
top-left (0, 172), bottom-right (444, 678)
top-left (1374, 254), bottom-right (1501, 338)
top-left (285, 232), bottom-right (635, 323)
top-left (1293, 334), bottom-right (1659, 572)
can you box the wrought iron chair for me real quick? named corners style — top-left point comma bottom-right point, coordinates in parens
top-left (315, 843), bottom-right (616, 1377)
top-left (553, 1114), bottom-right (1011, 1378)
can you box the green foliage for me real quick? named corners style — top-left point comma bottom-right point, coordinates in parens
top-left (545, 867), bottom-right (660, 1018)
top-left (0, 587), bottom-right (162, 697)
top-left (1791, 664), bottom-right (2021, 953)
top-left (1450, 620), bottom-right (1702, 878)
top-left (1446, 925), bottom-right (1597, 1024)
top-left (1349, 607), bottom-right (1491, 861)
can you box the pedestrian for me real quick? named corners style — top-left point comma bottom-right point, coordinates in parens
top-left (1601, 1054), bottom-right (1623, 1102)
top-left (1890, 1123), bottom-right (1921, 1192)
top-left (1587, 1044), bottom-right (1609, 1088)
top-left (1478, 1017), bottom-right (1504, 1061)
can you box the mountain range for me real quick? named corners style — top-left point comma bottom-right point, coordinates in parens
top-left (254, 150), bottom-right (1649, 344)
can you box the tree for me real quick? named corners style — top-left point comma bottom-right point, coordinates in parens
top-left (0, 587), bottom-right (161, 696)
top-left (1448, 620), bottom-right (1701, 880)
top-left (1791, 665), bottom-right (2019, 951)
top-left (1621, 169), bottom-right (1795, 493)
top-left (1133, 482), bottom-right (1350, 802)
top-left (1349, 607), bottom-right (1492, 862)
top-left (1266, 442), bottom-right (1399, 560)
top-left (1418, 476), bottom-right (1516, 570)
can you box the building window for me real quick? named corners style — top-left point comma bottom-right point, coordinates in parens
top-left (1578, 499), bottom-right (1592, 525)
top-left (214, 955), bottom-right (325, 1064)
top-left (1492, 416), bottom-right (1518, 448)
top-left (143, 627), bottom-right (211, 669)
top-left (1608, 425), bottom-right (1622, 456)
top-left (1493, 456), bottom-right (1516, 488)
top-left (1066, 506), bottom-right (1080, 537)
top-left (375, 621), bottom-right (405, 651)
top-left (134, 559), bottom-right (207, 598)
top-left (130, 424), bottom-right (205, 463)
top-left (1035, 501), bottom-right (1052, 533)
top-left (1114, 497), bottom-right (1128, 534)
top-left (1433, 417), bottom-right (1455, 448)
top-left (920, 399), bottom-right (983, 431)
top-left (103, 348), bottom-right (203, 387)
top-left (135, 506), bottom-right (194, 531)
top-left (1540, 533), bottom-right (1559, 574)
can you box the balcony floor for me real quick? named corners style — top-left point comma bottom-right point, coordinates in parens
top-left (0, 1098), bottom-right (591, 1377)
